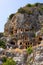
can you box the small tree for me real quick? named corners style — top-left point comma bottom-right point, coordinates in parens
top-left (8, 14), bottom-right (15, 20)
top-left (26, 46), bottom-right (33, 65)
top-left (0, 33), bottom-right (4, 38)
top-left (3, 58), bottom-right (16, 65)
top-left (2, 57), bottom-right (7, 62)
top-left (18, 7), bottom-right (25, 13)
top-left (26, 4), bottom-right (32, 7)
top-left (27, 46), bottom-right (33, 54)
top-left (35, 3), bottom-right (39, 6)
top-left (0, 39), bottom-right (6, 49)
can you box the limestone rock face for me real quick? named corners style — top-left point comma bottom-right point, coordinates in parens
top-left (34, 43), bottom-right (43, 65)
top-left (4, 12), bottom-right (41, 36)
top-left (4, 3), bottom-right (43, 49)
top-left (13, 50), bottom-right (28, 65)
top-left (0, 3), bottom-right (43, 65)
top-left (4, 13), bottom-right (41, 36)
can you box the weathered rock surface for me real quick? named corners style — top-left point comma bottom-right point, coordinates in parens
top-left (0, 3), bottom-right (43, 65)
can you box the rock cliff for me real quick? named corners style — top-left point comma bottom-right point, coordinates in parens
top-left (4, 3), bottom-right (43, 49)
top-left (0, 3), bottom-right (43, 65)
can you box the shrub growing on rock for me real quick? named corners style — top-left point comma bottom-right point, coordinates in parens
top-left (18, 7), bottom-right (25, 13)
top-left (26, 4), bottom-right (32, 7)
top-left (27, 46), bottom-right (33, 54)
top-left (0, 39), bottom-right (6, 49)
top-left (3, 58), bottom-right (16, 65)
top-left (2, 57), bottom-right (7, 62)
top-left (0, 33), bottom-right (4, 38)
top-left (8, 14), bottom-right (15, 20)
top-left (35, 3), bottom-right (40, 6)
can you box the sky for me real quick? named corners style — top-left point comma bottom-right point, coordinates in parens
top-left (0, 0), bottom-right (43, 32)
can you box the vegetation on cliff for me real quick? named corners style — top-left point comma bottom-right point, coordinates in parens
top-left (27, 46), bottom-right (33, 54)
top-left (8, 14), bottom-right (15, 20)
top-left (18, 3), bottom-right (43, 15)
top-left (3, 58), bottom-right (16, 65)
top-left (0, 3), bottom-right (43, 65)
top-left (0, 39), bottom-right (6, 48)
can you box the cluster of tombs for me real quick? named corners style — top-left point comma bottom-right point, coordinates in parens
top-left (6, 35), bottom-right (42, 49)
top-left (4, 13), bottom-right (43, 49)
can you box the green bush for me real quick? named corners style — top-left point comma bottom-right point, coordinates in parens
top-left (26, 4), bottom-right (32, 7)
top-left (2, 57), bottom-right (7, 62)
top-left (3, 58), bottom-right (16, 65)
top-left (0, 40), bottom-right (6, 48)
top-left (18, 7), bottom-right (33, 14)
top-left (8, 14), bottom-right (15, 20)
top-left (27, 46), bottom-right (33, 54)
top-left (18, 7), bottom-right (25, 13)
top-left (35, 3), bottom-right (39, 6)
top-left (0, 33), bottom-right (4, 38)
